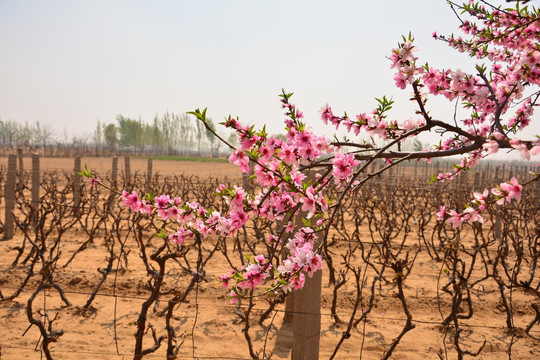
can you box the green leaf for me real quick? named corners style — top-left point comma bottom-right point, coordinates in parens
top-left (231, 286), bottom-right (241, 296)
top-left (234, 272), bottom-right (243, 281)
top-left (187, 108), bottom-right (208, 123)
top-left (156, 229), bottom-right (168, 239)
top-left (257, 125), bottom-right (267, 138)
top-left (78, 164), bottom-right (93, 178)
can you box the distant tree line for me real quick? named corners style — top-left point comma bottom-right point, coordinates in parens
top-left (97, 113), bottom-right (226, 157)
top-left (0, 113), bottom-right (236, 158)
top-left (0, 120), bottom-right (55, 154)
top-left (0, 115), bottom-right (426, 158)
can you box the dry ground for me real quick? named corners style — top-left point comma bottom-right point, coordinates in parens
top-left (0, 157), bottom-right (538, 359)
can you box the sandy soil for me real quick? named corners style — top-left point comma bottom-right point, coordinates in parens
top-left (0, 157), bottom-right (538, 359)
top-left (0, 156), bottom-right (243, 180)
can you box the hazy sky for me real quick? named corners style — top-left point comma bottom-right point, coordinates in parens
top-left (0, 0), bottom-right (538, 152)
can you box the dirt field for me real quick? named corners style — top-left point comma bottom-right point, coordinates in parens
top-left (0, 157), bottom-right (538, 359)
top-left (0, 156), bottom-right (243, 179)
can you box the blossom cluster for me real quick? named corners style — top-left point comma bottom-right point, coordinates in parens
top-left (121, 188), bottom-right (250, 243)
top-left (116, 95), bottom-right (341, 300)
top-left (320, 101), bottom-right (426, 143)
top-left (428, 2), bottom-right (539, 170)
top-left (437, 177), bottom-right (523, 228)
top-left (278, 227), bottom-right (323, 292)
top-left (321, 3), bottom-right (538, 179)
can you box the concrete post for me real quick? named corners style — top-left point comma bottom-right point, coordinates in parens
top-left (17, 148), bottom-right (23, 170)
top-left (474, 172), bottom-right (480, 191)
top-left (146, 158), bottom-right (153, 193)
top-left (242, 161), bottom-right (255, 192)
top-left (124, 156), bottom-right (131, 184)
top-left (73, 157), bottom-right (81, 210)
top-left (4, 155), bottom-right (17, 239)
top-left (290, 172), bottom-right (321, 360)
top-left (111, 156), bottom-right (118, 188)
top-left (31, 154), bottom-right (40, 227)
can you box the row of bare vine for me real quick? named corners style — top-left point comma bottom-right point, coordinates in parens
top-left (0, 166), bottom-right (538, 359)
